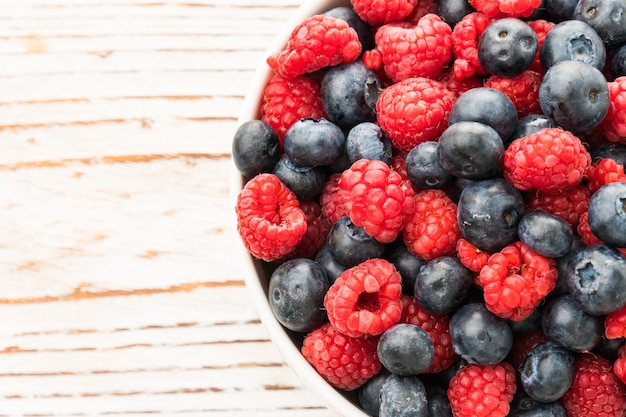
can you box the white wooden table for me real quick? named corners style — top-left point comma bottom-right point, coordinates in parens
top-left (0, 1), bottom-right (337, 415)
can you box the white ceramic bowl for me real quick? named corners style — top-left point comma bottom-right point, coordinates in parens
top-left (229, 1), bottom-right (371, 416)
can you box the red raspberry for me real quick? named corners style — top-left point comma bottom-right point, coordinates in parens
top-left (350, 0), bottom-right (417, 25)
top-left (480, 241), bottom-right (558, 321)
top-left (447, 362), bottom-right (517, 417)
top-left (605, 304), bottom-right (626, 339)
top-left (366, 14), bottom-right (453, 83)
top-left (470, 0), bottom-right (542, 18)
top-left (527, 19), bottom-right (555, 73)
top-left (524, 184), bottom-right (591, 227)
top-left (503, 127), bottom-right (591, 195)
top-left (267, 15), bottom-right (362, 79)
top-left (320, 173), bottom-right (349, 225)
top-left (456, 238), bottom-right (492, 273)
top-left (437, 68), bottom-right (485, 99)
top-left (235, 173), bottom-right (307, 262)
top-left (338, 159), bottom-right (415, 243)
top-left (450, 12), bottom-right (491, 80)
top-left (402, 189), bottom-right (461, 261)
top-left (597, 76), bottom-right (626, 144)
top-left (507, 328), bottom-right (549, 370)
top-left (260, 74), bottom-right (326, 147)
top-left (399, 295), bottom-right (459, 373)
top-left (585, 157), bottom-right (626, 194)
top-left (391, 153), bottom-right (421, 193)
top-left (324, 258), bottom-right (403, 338)
top-left (301, 323), bottom-right (382, 391)
top-left (404, 0), bottom-right (439, 24)
top-left (484, 70), bottom-right (542, 117)
top-left (562, 353), bottom-right (626, 417)
top-left (614, 345), bottom-right (626, 385)
top-left (376, 77), bottom-right (454, 153)
top-left (281, 200), bottom-right (330, 260)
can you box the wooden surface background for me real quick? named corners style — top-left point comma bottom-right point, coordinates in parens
top-left (0, 1), bottom-right (337, 415)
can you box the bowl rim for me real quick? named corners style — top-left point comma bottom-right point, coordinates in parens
top-left (229, 1), bottom-right (372, 416)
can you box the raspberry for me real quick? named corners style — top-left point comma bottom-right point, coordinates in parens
top-left (320, 173), bottom-right (350, 225)
top-left (480, 241), bottom-right (558, 321)
top-left (267, 15), bottom-right (362, 79)
top-left (507, 328), bottom-right (549, 370)
top-left (615, 345), bottom-right (626, 385)
top-left (391, 153), bottom-right (421, 193)
top-left (324, 258), bottom-right (403, 338)
top-left (503, 127), bottom-right (591, 195)
top-left (368, 14), bottom-right (453, 82)
top-left (450, 12), bottom-right (491, 80)
top-left (281, 200), bottom-right (330, 260)
top-left (447, 362), bottom-right (517, 417)
top-left (235, 173), bottom-right (307, 262)
top-left (399, 295), bottom-right (459, 373)
top-left (585, 157), bottom-right (626, 194)
top-left (456, 238), bottom-right (492, 273)
top-left (404, 0), bottom-right (439, 24)
top-left (402, 189), bottom-right (460, 261)
top-left (527, 19), bottom-right (555, 73)
top-left (376, 77), bottom-right (454, 153)
top-left (301, 323), bottom-right (381, 391)
top-left (437, 68), bottom-right (484, 99)
top-left (484, 70), bottom-right (542, 117)
top-left (524, 184), bottom-right (591, 227)
top-left (597, 76), bottom-right (626, 144)
top-left (470, 0), bottom-right (542, 18)
top-left (605, 305), bottom-right (626, 339)
top-left (338, 159), bottom-right (415, 243)
top-left (350, 0), bottom-right (417, 25)
top-left (562, 353), bottom-right (626, 417)
top-left (260, 74), bottom-right (327, 147)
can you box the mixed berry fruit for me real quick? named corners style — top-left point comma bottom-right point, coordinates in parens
top-left (232, 0), bottom-right (626, 416)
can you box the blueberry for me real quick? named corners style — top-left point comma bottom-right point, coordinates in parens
top-left (540, 19), bottom-right (606, 71)
top-left (517, 210), bottom-right (574, 258)
top-left (538, 60), bottom-right (609, 134)
top-left (508, 306), bottom-right (543, 335)
top-left (386, 243), bottom-right (426, 296)
top-left (508, 392), bottom-right (567, 417)
top-left (588, 182), bottom-right (626, 247)
top-left (541, 294), bottom-right (603, 352)
top-left (437, 121), bottom-right (504, 180)
top-left (314, 244), bottom-right (347, 283)
top-left (449, 302), bottom-right (513, 365)
top-left (321, 60), bottom-right (380, 130)
top-left (590, 142), bottom-right (626, 165)
top-left (268, 258), bottom-right (329, 333)
top-left (232, 119), bottom-right (280, 178)
top-left (377, 323), bottom-right (435, 376)
top-left (553, 237), bottom-right (585, 299)
top-left (457, 178), bottom-right (526, 253)
top-left (544, 0), bottom-right (578, 21)
top-left (519, 340), bottom-right (575, 403)
top-left (610, 43), bottom-right (626, 78)
top-left (594, 335), bottom-right (626, 361)
top-left (324, 6), bottom-right (374, 51)
top-left (283, 118), bottom-right (346, 167)
top-left (573, 0), bottom-right (626, 48)
top-left (414, 256), bottom-right (473, 315)
top-left (272, 154), bottom-right (327, 201)
top-left (510, 114), bottom-right (556, 143)
top-left (425, 385), bottom-right (453, 417)
top-left (357, 369), bottom-right (391, 417)
top-left (478, 18), bottom-right (538, 77)
top-left (565, 243), bottom-right (626, 315)
top-left (327, 216), bottom-right (387, 268)
top-left (346, 122), bottom-right (393, 164)
top-left (379, 374), bottom-right (428, 417)
top-left (405, 141), bottom-right (452, 189)
top-left (448, 87), bottom-right (519, 143)
top-left (437, 0), bottom-right (476, 28)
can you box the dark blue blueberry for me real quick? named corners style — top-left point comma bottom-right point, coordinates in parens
top-left (508, 306), bottom-right (543, 335)
top-left (539, 60), bottom-right (609, 134)
top-left (544, 0), bottom-right (578, 21)
top-left (478, 18), bottom-right (538, 77)
top-left (405, 141), bottom-right (452, 189)
top-left (357, 369), bottom-right (391, 417)
top-left (540, 19), bottom-right (606, 71)
top-left (231, 119), bottom-right (280, 178)
top-left (326, 145), bottom-right (353, 174)
top-left (449, 302), bottom-right (513, 365)
top-left (380, 375), bottom-right (428, 417)
top-left (590, 142), bottom-right (626, 165)
top-left (553, 237), bottom-right (585, 299)
top-left (437, 121), bottom-right (504, 180)
top-left (517, 210), bottom-right (574, 258)
top-left (508, 392), bottom-right (567, 417)
top-left (457, 178), bottom-right (526, 253)
top-left (346, 122), bottom-right (393, 164)
top-left (268, 258), bottom-right (329, 333)
top-left (510, 114), bottom-right (556, 143)
top-left (414, 256), bottom-right (473, 315)
top-left (377, 323), bottom-right (435, 376)
top-left (573, 0), bottom-right (626, 48)
top-left (541, 294), bottom-right (603, 352)
top-left (437, 0), bottom-right (475, 29)
top-left (610, 43), bottom-right (626, 78)
top-left (314, 244), bottom-right (347, 283)
top-left (519, 340), bottom-right (575, 403)
top-left (386, 242), bottom-right (426, 296)
top-left (272, 154), bottom-right (326, 201)
top-left (565, 243), bottom-right (626, 315)
top-left (588, 182), bottom-right (626, 247)
top-left (594, 335), bottom-right (626, 361)
top-left (283, 118), bottom-right (345, 167)
top-left (327, 216), bottom-right (387, 268)
top-left (321, 60), bottom-right (380, 130)
top-left (425, 385), bottom-right (453, 417)
top-left (448, 87), bottom-right (519, 143)
top-left (324, 6), bottom-right (375, 51)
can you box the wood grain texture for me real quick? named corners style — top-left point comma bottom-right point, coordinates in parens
top-left (0, 1), bottom-right (337, 415)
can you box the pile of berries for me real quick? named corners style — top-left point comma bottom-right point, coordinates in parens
top-left (233, 0), bottom-right (626, 415)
